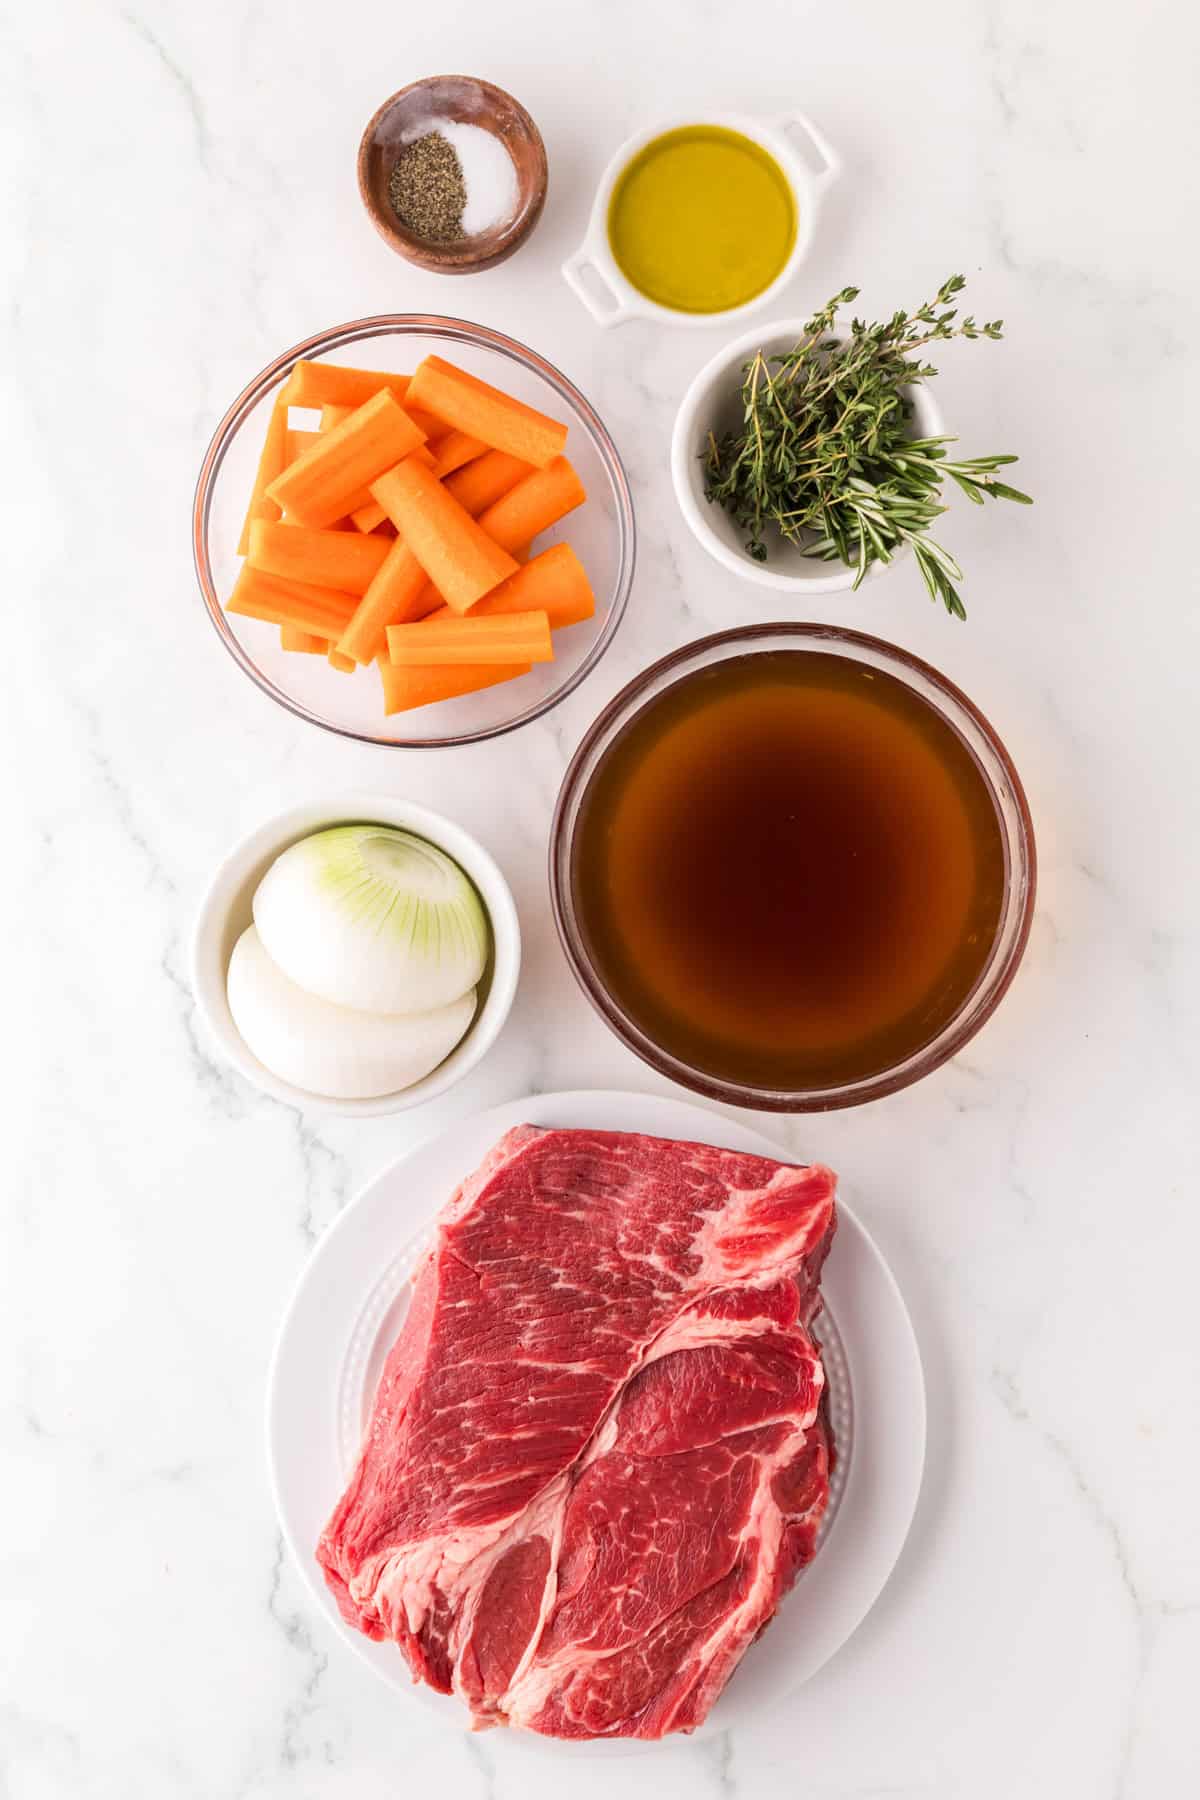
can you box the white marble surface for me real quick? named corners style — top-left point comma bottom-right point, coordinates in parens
top-left (5, 1), bottom-right (1199, 1794)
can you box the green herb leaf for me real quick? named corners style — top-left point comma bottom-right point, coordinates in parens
top-left (700, 277), bottom-right (1029, 619)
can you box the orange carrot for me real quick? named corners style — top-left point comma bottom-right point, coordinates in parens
top-left (429, 429), bottom-right (488, 480)
top-left (236, 398), bottom-right (287, 556)
top-left (335, 539), bottom-right (443, 665)
top-left (443, 449), bottom-right (531, 516)
top-left (266, 390), bottom-right (427, 528)
top-left (402, 402), bottom-right (451, 441)
top-left (345, 453), bottom-right (529, 631)
top-left (319, 404), bottom-right (353, 431)
top-left (476, 456), bottom-right (587, 554)
top-left (406, 405), bottom-right (456, 442)
top-left (387, 610), bottom-right (553, 667)
top-left (407, 355), bottom-right (568, 468)
top-left (280, 361), bottom-right (445, 435)
top-left (227, 566), bottom-right (358, 639)
top-left (371, 459), bottom-right (518, 613)
top-left (280, 625), bottom-right (328, 653)
top-left (351, 499), bottom-right (388, 533)
top-left (286, 427), bottom-right (322, 463)
top-left (328, 648), bottom-right (357, 673)
top-left (432, 545), bottom-right (594, 630)
top-left (281, 362), bottom-right (414, 411)
top-left (377, 653), bottom-right (532, 716)
top-left (335, 445), bottom-right (433, 530)
top-left (247, 519), bottom-right (391, 596)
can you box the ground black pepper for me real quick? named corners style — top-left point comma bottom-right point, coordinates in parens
top-left (388, 133), bottom-right (467, 242)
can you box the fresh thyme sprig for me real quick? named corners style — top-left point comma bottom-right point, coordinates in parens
top-left (702, 275), bottom-right (1031, 618)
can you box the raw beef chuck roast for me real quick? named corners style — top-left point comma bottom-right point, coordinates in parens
top-left (318, 1126), bottom-right (836, 1738)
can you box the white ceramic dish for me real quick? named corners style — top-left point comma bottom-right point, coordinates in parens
top-left (671, 322), bottom-right (945, 592)
top-left (562, 112), bottom-right (839, 329)
top-left (191, 794), bottom-right (520, 1118)
top-left (268, 1089), bottom-right (925, 1751)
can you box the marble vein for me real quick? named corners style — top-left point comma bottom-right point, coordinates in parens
top-left (120, 7), bottom-right (212, 169)
top-left (266, 1533), bottom-right (332, 1772)
top-left (989, 1367), bottom-right (1194, 1800)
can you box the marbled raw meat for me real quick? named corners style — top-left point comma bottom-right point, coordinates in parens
top-left (318, 1126), bottom-right (836, 1738)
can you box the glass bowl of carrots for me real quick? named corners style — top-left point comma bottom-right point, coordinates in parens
top-left (192, 316), bottom-right (635, 746)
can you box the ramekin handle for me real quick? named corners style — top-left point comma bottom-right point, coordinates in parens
top-left (562, 247), bottom-right (632, 327)
top-left (775, 111), bottom-right (841, 189)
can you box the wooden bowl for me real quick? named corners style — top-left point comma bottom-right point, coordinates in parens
top-left (358, 76), bottom-right (548, 273)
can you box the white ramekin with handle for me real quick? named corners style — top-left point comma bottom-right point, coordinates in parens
top-left (671, 321), bottom-right (946, 592)
top-left (562, 111), bottom-right (840, 329)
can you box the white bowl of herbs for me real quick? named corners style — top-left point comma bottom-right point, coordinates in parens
top-left (670, 276), bottom-right (1031, 617)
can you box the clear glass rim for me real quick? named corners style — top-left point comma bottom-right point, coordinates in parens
top-left (191, 314), bottom-right (636, 749)
top-left (549, 622), bottom-right (1038, 1113)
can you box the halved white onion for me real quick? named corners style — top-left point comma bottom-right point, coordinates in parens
top-left (253, 824), bottom-right (488, 1014)
top-left (227, 925), bottom-right (476, 1099)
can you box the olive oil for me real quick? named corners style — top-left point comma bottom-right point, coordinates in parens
top-left (571, 652), bottom-right (1007, 1093)
top-left (607, 126), bottom-right (796, 314)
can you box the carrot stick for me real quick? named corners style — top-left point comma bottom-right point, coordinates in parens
top-left (432, 545), bottom-right (594, 630)
top-left (339, 441), bottom-right (438, 525)
top-left (236, 397), bottom-right (288, 556)
top-left (280, 625), bottom-right (328, 653)
top-left (341, 454), bottom-right (526, 640)
top-left (429, 429), bottom-right (488, 480)
top-left (227, 566), bottom-right (358, 639)
top-left (340, 452), bottom-right (528, 656)
top-left (347, 453), bottom-right (528, 637)
top-left (328, 648), bottom-right (357, 673)
top-left (265, 390), bottom-right (427, 528)
top-left (398, 403), bottom-right (450, 441)
top-left (351, 499), bottom-right (388, 533)
top-left (281, 362), bottom-right (414, 410)
top-left (386, 610), bottom-right (553, 667)
top-left (247, 519), bottom-right (391, 596)
top-left (279, 362), bottom-right (445, 437)
top-left (286, 427), bottom-right (322, 463)
top-left (377, 653), bottom-right (532, 715)
top-left (335, 539), bottom-right (443, 665)
top-left (371, 459), bottom-right (518, 613)
top-left (320, 404), bottom-right (353, 431)
top-left (442, 449), bottom-right (531, 515)
top-left (476, 456), bottom-right (587, 554)
top-left (407, 355), bottom-right (568, 468)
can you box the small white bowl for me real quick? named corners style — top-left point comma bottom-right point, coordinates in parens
top-left (562, 111), bottom-right (839, 329)
top-left (191, 795), bottom-right (521, 1117)
top-left (671, 321), bottom-right (945, 592)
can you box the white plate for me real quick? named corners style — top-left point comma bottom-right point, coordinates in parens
top-left (267, 1090), bottom-right (926, 1751)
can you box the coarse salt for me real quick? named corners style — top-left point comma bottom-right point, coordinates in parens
top-left (402, 116), bottom-right (519, 237)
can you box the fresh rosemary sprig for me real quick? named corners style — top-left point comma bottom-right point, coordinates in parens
top-left (702, 275), bottom-right (1031, 618)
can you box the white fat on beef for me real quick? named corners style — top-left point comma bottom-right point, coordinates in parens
top-left (318, 1127), bottom-right (836, 1739)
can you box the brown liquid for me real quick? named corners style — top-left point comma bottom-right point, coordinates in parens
top-left (571, 651), bottom-right (1006, 1091)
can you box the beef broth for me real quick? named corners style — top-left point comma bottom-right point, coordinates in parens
top-left (571, 650), bottom-right (1007, 1091)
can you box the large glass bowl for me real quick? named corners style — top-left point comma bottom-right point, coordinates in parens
top-left (550, 624), bottom-right (1036, 1112)
top-left (192, 316), bottom-right (635, 747)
